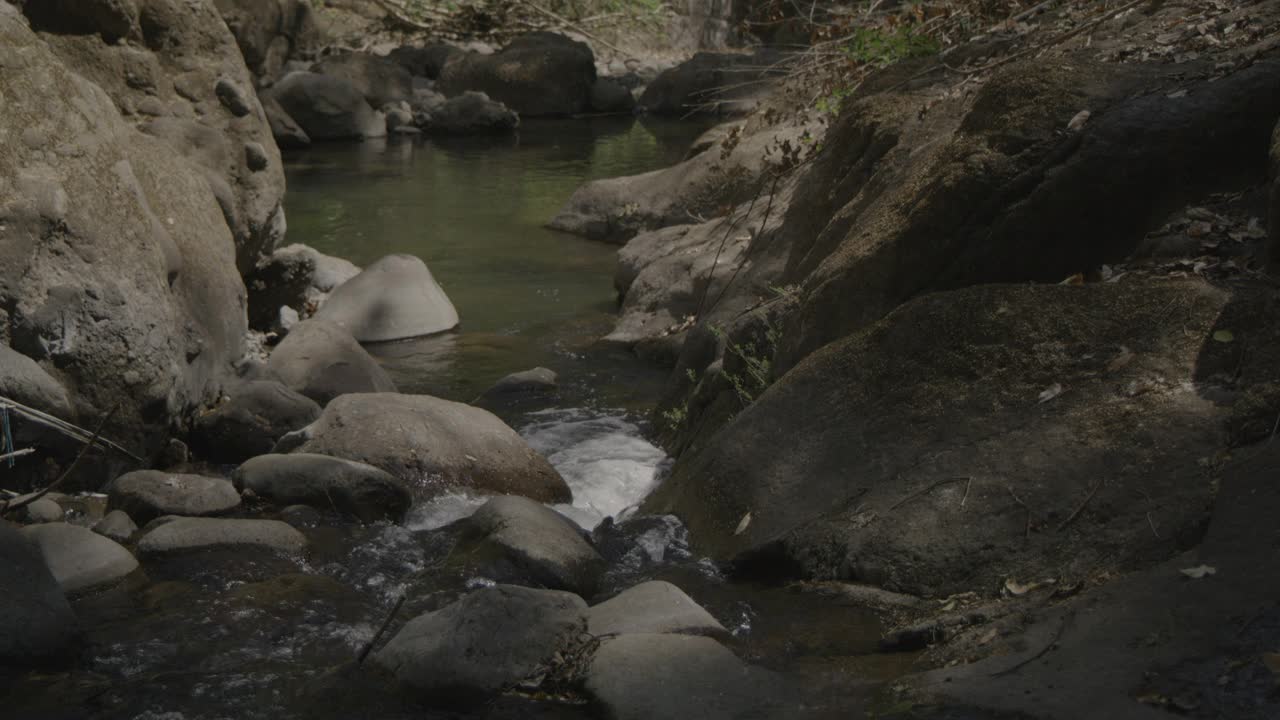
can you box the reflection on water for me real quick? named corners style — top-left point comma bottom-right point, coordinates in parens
top-left (284, 117), bottom-right (709, 405)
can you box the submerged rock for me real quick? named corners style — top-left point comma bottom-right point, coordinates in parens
top-left (136, 517), bottom-right (306, 556)
top-left (587, 581), bottom-right (726, 638)
top-left (0, 522), bottom-right (80, 666)
top-left (312, 52), bottom-right (413, 108)
top-left (265, 319), bottom-right (397, 405)
top-left (373, 584), bottom-right (587, 705)
top-left (388, 43), bottom-right (458, 80)
top-left (21, 523), bottom-right (139, 595)
top-left (232, 453), bottom-right (411, 523)
top-left (312, 254), bottom-right (459, 342)
top-left (458, 495), bottom-right (605, 596)
top-left (420, 91), bottom-right (519, 135)
top-left (93, 509), bottom-right (138, 544)
top-left (473, 367), bottom-right (558, 409)
top-left (108, 471), bottom-right (241, 525)
top-left (266, 71), bottom-right (386, 141)
top-left (437, 32), bottom-right (596, 117)
top-left (278, 393), bottom-right (570, 503)
top-left (190, 380), bottom-right (321, 462)
top-left (590, 78), bottom-right (636, 114)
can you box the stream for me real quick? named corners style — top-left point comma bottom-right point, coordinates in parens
top-left (7, 117), bottom-right (888, 719)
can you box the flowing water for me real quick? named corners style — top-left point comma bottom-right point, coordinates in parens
top-left (6, 117), bottom-right (888, 719)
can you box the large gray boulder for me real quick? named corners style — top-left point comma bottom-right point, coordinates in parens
top-left (373, 585), bottom-right (588, 705)
top-left (459, 496), bottom-right (605, 596)
top-left (0, 522), bottom-right (79, 666)
top-left (108, 470), bottom-right (241, 525)
top-left (213, 0), bottom-right (320, 84)
top-left (189, 380), bottom-right (322, 462)
top-left (93, 509), bottom-right (138, 544)
top-left (588, 581), bottom-right (727, 638)
top-left (265, 319), bottom-right (397, 405)
top-left (0, 344), bottom-right (73, 420)
top-left (277, 393), bottom-right (570, 503)
top-left (232, 453), bottom-right (411, 523)
top-left (312, 254), bottom-right (459, 342)
top-left (584, 634), bottom-right (786, 720)
top-left (0, 4), bottom-right (250, 463)
top-left (20, 523), bottom-right (139, 595)
top-left (266, 71), bottom-right (386, 141)
top-left (136, 517), bottom-right (306, 556)
top-left (437, 32), bottom-right (596, 117)
top-left (312, 52), bottom-right (413, 108)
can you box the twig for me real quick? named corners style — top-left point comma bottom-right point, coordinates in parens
top-left (890, 476), bottom-right (969, 511)
top-left (357, 594), bottom-right (406, 666)
top-left (960, 476), bottom-right (973, 508)
top-left (0, 395), bottom-right (141, 462)
top-left (1006, 485), bottom-right (1031, 539)
top-left (0, 448), bottom-right (35, 463)
top-left (1146, 511), bottom-right (1161, 539)
top-left (1057, 478), bottom-right (1104, 532)
top-left (990, 611), bottom-right (1071, 677)
top-left (516, 0), bottom-right (631, 58)
top-left (1, 405), bottom-right (119, 516)
top-left (705, 171), bottom-right (786, 315)
top-left (1269, 410), bottom-right (1279, 442)
top-left (693, 179), bottom-right (768, 320)
top-left (372, 0), bottom-right (436, 32)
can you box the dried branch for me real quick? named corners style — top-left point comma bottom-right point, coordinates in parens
top-left (1057, 477), bottom-right (1104, 532)
top-left (890, 476), bottom-right (970, 511)
top-left (357, 594), bottom-right (407, 665)
top-left (1, 405), bottom-right (120, 516)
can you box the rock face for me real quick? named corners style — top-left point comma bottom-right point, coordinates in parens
top-left (108, 471), bottom-right (241, 525)
top-left (0, 3), bottom-right (250, 462)
top-left (584, 633), bottom-right (785, 720)
top-left (420, 91), bottom-right (519, 135)
top-left (312, 52), bottom-right (413, 108)
top-left (639, 50), bottom-right (782, 116)
top-left (312, 254), bottom-right (460, 342)
top-left (245, 243), bottom-right (361, 331)
top-left (136, 517), bottom-right (306, 555)
top-left (279, 393), bottom-right (571, 503)
top-left (213, 0), bottom-right (320, 84)
top-left (21, 523), bottom-right (139, 595)
top-left (0, 522), bottom-right (80, 666)
top-left (374, 585), bottom-right (588, 705)
top-left (459, 496), bottom-right (605, 596)
top-left (266, 72), bottom-right (386, 141)
top-left (190, 380), bottom-right (322, 462)
top-left (588, 581), bottom-right (726, 638)
top-left (265, 320), bottom-right (397, 405)
top-left (646, 281), bottom-right (1280, 597)
top-left (437, 32), bottom-right (596, 117)
top-left (232, 453), bottom-right (411, 523)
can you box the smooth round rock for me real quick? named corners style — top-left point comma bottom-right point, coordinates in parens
top-left (21, 523), bottom-right (139, 595)
top-left (265, 319), bottom-right (397, 405)
top-left (232, 453), bottom-right (411, 523)
top-left (190, 380), bottom-right (321, 463)
top-left (0, 522), bottom-right (79, 665)
top-left (19, 497), bottom-right (65, 524)
top-left (136, 517), bottom-right (306, 556)
top-left (107, 471), bottom-right (241, 525)
top-left (587, 581), bottom-right (727, 639)
top-left (93, 509), bottom-right (138, 544)
top-left (313, 254), bottom-right (459, 342)
top-left (462, 495), bottom-right (605, 596)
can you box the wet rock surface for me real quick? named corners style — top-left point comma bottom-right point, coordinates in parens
top-left (108, 471), bottom-right (241, 525)
top-left (233, 453), bottom-right (412, 523)
top-left (136, 516), bottom-right (307, 556)
top-left (266, 71), bottom-right (386, 141)
top-left (312, 254), bottom-right (460, 342)
top-left (437, 32), bottom-right (597, 117)
top-left (0, 522), bottom-right (79, 666)
top-left (20, 522), bottom-right (139, 595)
top-left (190, 380), bottom-right (322, 462)
top-left (587, 580), bottom-right (726, 638)
top-left (265, 319), bottom-right (398, 405)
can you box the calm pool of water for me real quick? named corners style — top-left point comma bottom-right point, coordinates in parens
top-left (283, 116), bottom-right (709, 408)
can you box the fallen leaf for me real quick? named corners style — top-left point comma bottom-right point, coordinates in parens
top-left (1212, 330), bottom-right (1235, 343)
top-left (1066, 109), bottom-right (1091, 132)
top-left (1180, 564), bottom-right (1217, 579)
top-left (1038, 383), bottom-right (1064, 403)
top-left (1106, 346), bottom-right (1134, 374)
top-left (1060, 272), bottom-right (1085, 285)
top-left (734, 512), bottom-right (752, 536)
top-left (976, 628), bottom-right (999, 645)
top-left (1004, 578), bottom-right (1034, 596)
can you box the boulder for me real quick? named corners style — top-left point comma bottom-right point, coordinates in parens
top-left (21, 0), bottom-right (140, 43)
top-left (0, 522), bottom-right (79, 666)
top-left (136, 517), bottom-right (306, 555)
top-left (388, 44), bottom-right (458, 80)
top-left (266, 72), bottom-right (386, 141)
top-left (265, 319), bottom-right (397, 405)
top-left (590, 78), bottom-right (636, 114)
top-left (277, 393), bottom-right (571, 503)
top-left (263, 94), bottom-right (311, 149)
top-left (584, 634), bottom-right (786, 720)
top-left (473, 367), bottom-right (558, 409)
top-left (189, 380), bottom-right (322, 462)
top-left (312, 52), bottom-right (413, 107)
top-left (312, 254), bottom-right (459, 342)
top-left (420, 92), bottom-right (519, 135)
top-left (19, 498), bottom-right (65, 524)
top-left (245, 243), bottom-right (361, 331)
top-left (232, 453), bottom-right (412, 523)
top-left (459, 496), bottom-right (605, 596)
top-left (588, 581), bottom-right (727, 638)
top-left (647, 281), bottom-right (1280, 597)
top-left (0, 3), bottom-right (251, 463)
top-left (21, 523), bottom-right (139, 594)
top-left (0, 344), bottom-right (73, 420)
top-left (93, 509), bottom-right (138, 543)
top-left (108, 470), bottom-right (241, 525)
top-left (373, 584), bottom-right (588, 705)
top-left (639, 50), bottom-right (784, 116)
top-left (437, 32), bottom-right (596, 117)
top-left (213, 0), bottom-right (320, 84)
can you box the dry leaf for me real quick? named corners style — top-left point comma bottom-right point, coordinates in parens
top-left (976, 628), bottom-right (999, 646)
top-left (1060, 272), bottom-right (1085, 285)
top-left (1212, 330), bottom-right (1235, 343)
top-left (1066, 110), bottom-right (1091, 132)
top-left (1004, 578), bottom-right (1034, 596)
top-left (1180, 564), bottom-right (1217, 579)
top-left (1038, 383), bottom-right (1064, 403)
top-left (734, 512), bottom-right (752, 536)
top-left (1106, 346), bottom-right (1134, 374)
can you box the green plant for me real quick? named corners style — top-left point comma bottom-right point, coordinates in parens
top-left (844, 25), bottom-right (941, 68)
top-left (711, 319), bottom-right (782, 409)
